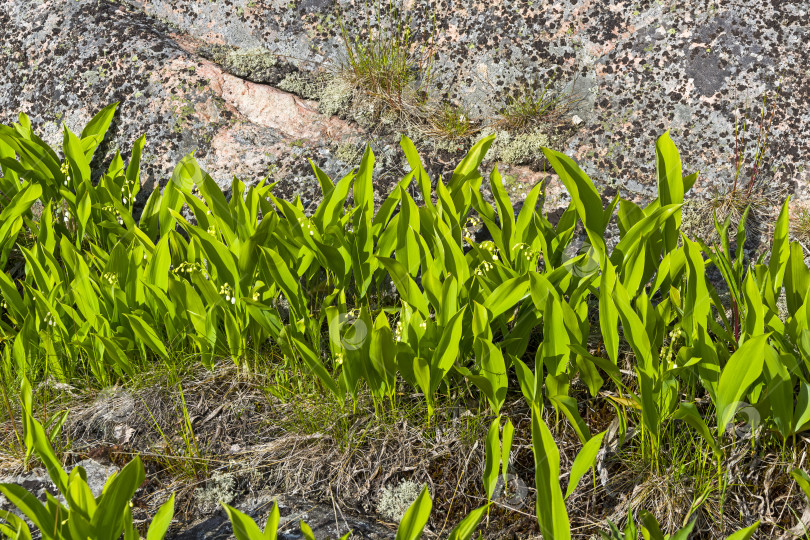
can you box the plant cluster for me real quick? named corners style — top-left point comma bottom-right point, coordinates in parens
top-left (0, 379), bottom-right (487, 539)
top-left (334, 2), bottom-right (571, 161)
top-left (338, 2), bottom-right (434, 107)
top-left (495, 76), bottom-right (579, 134)
top-left (337, 1), bottom-right (436, 126)
top-left (0, 103), bottom-right (807, 537)
top-left (697, 86), bottom-right (784, 241)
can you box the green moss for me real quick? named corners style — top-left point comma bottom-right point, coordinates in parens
top-left (170, 96), bottom-right (196, 134)
top-left (502, 174), bottom-right (519, 189)
top-left (264, 161), bottom-right (280, 178)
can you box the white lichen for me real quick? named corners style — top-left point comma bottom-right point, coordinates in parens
top-left (679, 198), bottom-right (710, 242)
top-left (278, 72), bottom-right (321, 100)
top-left (223, 47), bottom-right (277, 73)
top-left (486, 128), bottom-right (550, 165)
top-left (334, 142), bottom-right (364, 165)
top-left (318, 77), bottom-right (353, 117)
top-left (194, 473), bottom-right (237, 513)
top-left (376, 479), bottom-right (424, 522)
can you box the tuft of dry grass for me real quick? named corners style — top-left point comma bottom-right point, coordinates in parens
top-left (6, 356), bottom-right (810, 538)
top-left (695, 84), bottom-right (784, 245)
top-left (337, 1), bottom-right (436, 124)
top-left (49, 361), bottom-right (509, 533)
top-left (705, 177), bottom-right (785, 242)
top-left (790, 204), bottom-right (810, 245)
top-left (495, 77), bottom-right (580, 135)
top-left (424, 101), bottom-right (481, 141)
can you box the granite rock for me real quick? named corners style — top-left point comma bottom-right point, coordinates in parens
top-left (118, 0), bottom-right (810, 207)
top-left (4, 0), bottom-right (807, 222)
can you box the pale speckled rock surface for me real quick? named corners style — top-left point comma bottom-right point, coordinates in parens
top-left (119, 0), bottom-right (810, 206)
top-left (0, 0), bottom-right (369, 211)
top-left (2, 1), bottom-right (810, 536)
top-left (0, 460), bottom-right (118, 539)
top-left (4, 0), bottom-right (809, 218)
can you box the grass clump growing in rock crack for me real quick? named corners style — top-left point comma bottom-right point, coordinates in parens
top-left (496, 77), bottom-right (579, 134)
top-left (426, 101), bottom-right (479, 141)
top-left (790, 204), bottom-right (810, 243)
top-left (338, 1), bottom-right (435, 112)
top-left (697, 86), bottom-right (784, 242)
top-left (332, 2), bottom-right (572, 164)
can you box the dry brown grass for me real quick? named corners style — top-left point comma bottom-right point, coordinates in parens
top-left (3, 360), bottom-right (810, 538)
top-left (790, 203), bottom-right (810, 246)
top-left (681, 176), bottom-right (785, 249)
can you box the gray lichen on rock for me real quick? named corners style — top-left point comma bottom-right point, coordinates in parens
top-left (376, 479), bottom-right (423, 522)
top-left (277, 72), bottom-right (321, 100)
top-left (486, 129), bottom-right (551, 165)
top-left (80, 68), bottom-right (102, 86)
top-left (198, 44), bottom-right (290, 85)
top-left (334, 141), bottom-right (363, 165)
top-left (194, 473), bottom-right (238, 514)
top-left (318, 77), bottom-right (353, 117)
top-left (216, 45), bottom-right (274, 74)
top-left (678, 196), bottom-right (734, 246)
